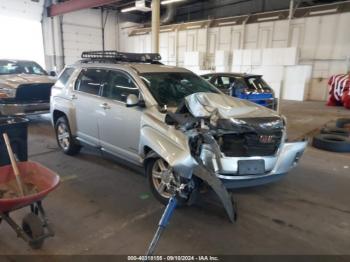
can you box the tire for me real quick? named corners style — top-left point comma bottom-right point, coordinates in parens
top-left (336, 118), bottom-right (350, 128)
top-left (320, 127), bottom-right (350, 137)
top-left (22, 213), bottom-right (45, 249)
top-left (146, 157), bottom-right (188, 206)
top-left (55, 116), bottom-right (81, 155)
top-left (312, 134), bottom-right (350, 153)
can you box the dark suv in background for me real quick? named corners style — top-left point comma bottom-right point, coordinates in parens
top-left (201, 73), bottom-right (278, 110)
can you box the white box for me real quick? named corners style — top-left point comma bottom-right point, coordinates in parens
top-left (184, 51), bottom-right (205, 67)
top-left (268, 81), bottom-right (283, 98)
top-left (282, 65), bottom-right (312, 101)
top-left (251, 66), bottom-right (284, 83)
top-left (216, 66), bottom-right (231, 73)
top-left (232, 49), bottom-right (243, 66)
top-left (215, 50), bottom-right (231, 67)
top-left (262, 47), bottom-right (299, 66)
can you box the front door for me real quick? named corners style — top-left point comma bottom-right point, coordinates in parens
top-left (98, 70), bottom-right (143, 164)
top-left (72, 68), bottom-right (107, 147)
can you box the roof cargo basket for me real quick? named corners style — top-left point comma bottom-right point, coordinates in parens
top-left (81, 51), bottom-right (162, 64)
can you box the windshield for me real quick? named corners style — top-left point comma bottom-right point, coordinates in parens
top-left (140, 72), bottom-right (219, 107)
top-left (0, 60), bottom-right (47, 76)
top-left (244, 76), bottom-right (271, 92)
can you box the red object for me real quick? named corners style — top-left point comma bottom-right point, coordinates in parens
top-left (48, 0), bottom-right (120, 17)
top-left (0, 162), bottom-right (60, 213)
top-left (327, 74), bottom-right (350, 108)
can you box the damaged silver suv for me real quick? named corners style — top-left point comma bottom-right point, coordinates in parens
top-left (50, 51), bottom-right (307, 210)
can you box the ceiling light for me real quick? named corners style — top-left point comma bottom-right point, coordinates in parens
top-left (160, 28), bottom-right (173, 32)
top-left (186, 25), bottom-right (201, 29)
top-left (122, 6), bottom-right (137, 13)
top-left (309, 8), bottom-right (338, 15)
top-left (218, 21), bottom-right (237, 26)
top-left (161, 0), bottom-right (186, 5)
top-left (257, 15), bottom-right (280, 22)
top-left (135, 31), bottom-right (148, 35)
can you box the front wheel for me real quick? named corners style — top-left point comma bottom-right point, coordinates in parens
top-left (55, 116), bottom-right (81, 155)
top-left (146, 158), bottom-right (189, 205)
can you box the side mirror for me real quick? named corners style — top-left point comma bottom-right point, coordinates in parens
top-left (49, 71), bottom-right (57, 77)
top-left (126, 94), bottom-right (145, 107)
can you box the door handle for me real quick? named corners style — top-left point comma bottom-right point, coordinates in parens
top-left (70, 94), bottom-right (78, 100)
top-left (100, 102), bottom-right (111, 110)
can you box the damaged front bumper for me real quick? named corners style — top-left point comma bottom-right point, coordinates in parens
top-left (202, 140), bottom-right (308, 189)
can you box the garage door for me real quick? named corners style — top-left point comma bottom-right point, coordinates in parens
top-left (62, 23), bottom-right (103, 65)
top-left (0, 15), bottom-right (45, 68)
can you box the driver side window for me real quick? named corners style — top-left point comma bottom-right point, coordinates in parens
top-left (102, 71), bottom-right (139, 103)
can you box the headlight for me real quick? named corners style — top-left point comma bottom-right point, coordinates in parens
top-left (0, 87), bottom-right (16, 98)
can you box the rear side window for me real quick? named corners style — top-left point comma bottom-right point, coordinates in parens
top-left (56, 67), bottom-right (75, 88)
top-left (102, 71), bottom-right (138, 103)
top-left (201, 75), bottom-right (211, 81)
top-left (75, 68), bottom-right (107, 95)
top-left (215, 76), bottom-right (235, 89)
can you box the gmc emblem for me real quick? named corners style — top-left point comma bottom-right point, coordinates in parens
top-left (259, 135), bottom-right (274, 144)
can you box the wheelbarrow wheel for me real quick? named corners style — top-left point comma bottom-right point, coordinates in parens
top-left (22, 213), bottom-right (45, 249)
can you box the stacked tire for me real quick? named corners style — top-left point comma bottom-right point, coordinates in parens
top-left (312, 118), bottom-right (350, 153)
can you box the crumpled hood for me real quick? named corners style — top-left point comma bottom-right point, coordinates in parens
top-left (185, 92), bottom-right (279, 119)
top-left (0, 74), bottom-right (55, 89)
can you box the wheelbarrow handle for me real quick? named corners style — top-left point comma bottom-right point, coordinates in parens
top-left (2, 133), bottom-right (25, 197)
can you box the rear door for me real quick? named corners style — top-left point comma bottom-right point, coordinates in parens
top-left (97, 70), bottom-right (143, 164)
top-left (72, 68), bottom-right (107, 147)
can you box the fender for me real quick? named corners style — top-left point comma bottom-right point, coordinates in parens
top-left (140, 125), bottom-right (197, 179)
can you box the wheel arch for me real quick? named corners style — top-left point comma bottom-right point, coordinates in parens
top-left (140, 127), bottom-right (197, 179)
top-left (53, 110), bottom-right (66, 124)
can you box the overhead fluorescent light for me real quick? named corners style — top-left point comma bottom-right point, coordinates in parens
top-left (257, 15), bottom-right (280, 22)
top-left (218, 21), bottom-right (237, 26)
top-left (122, 6), bottom-right (137, 13)
top-left (309, 8), bottom-right (338, 15)
top-left (135, 31), bottom-right (148, 35)
top-left (186, 25), bottom-right (201, 30)
top-left (160, 28), bottom-right (173, 32)
top-left (161, 0), bottom-right (186, 5)
top-left (121, 0), bottom-right (151, 12)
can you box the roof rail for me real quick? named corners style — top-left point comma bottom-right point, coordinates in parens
top-left (81, 51), bottom-right (162, 64)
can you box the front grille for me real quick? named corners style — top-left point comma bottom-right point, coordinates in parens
top-left (219, 131), bottom-right (282, 157)
top-left (15, 83), bottom-right (53, 102)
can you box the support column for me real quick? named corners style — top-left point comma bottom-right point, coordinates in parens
top-left (151, 0), bottom-right (160, 53)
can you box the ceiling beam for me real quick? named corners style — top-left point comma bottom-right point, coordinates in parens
top-left (48, 0), bottom-right (120, 17)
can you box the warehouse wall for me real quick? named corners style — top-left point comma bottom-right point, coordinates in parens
top-left (119, 12), bottom-right (350, 101)
top-left (42, 8), bottom-right (118, 72)
top-left (0, 0), bottom-right (43, 21)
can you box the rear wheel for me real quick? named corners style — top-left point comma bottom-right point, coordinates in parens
top-left (146, 158), bottom-right (188, 205)
top-left (55, 116), bottom-right (81, 155)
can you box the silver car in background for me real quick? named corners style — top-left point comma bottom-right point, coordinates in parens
top-left (50, 51), bottom-right (307, 208)
top-left (0, 59), bottom-right (55, 116)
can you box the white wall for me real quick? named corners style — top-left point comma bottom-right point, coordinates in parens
top-left (42, 8), bottom-right (118, 71)
top-left (0, 0), bottom-right (44, 21)
top-left (120, 12), bottom-right (350, 101)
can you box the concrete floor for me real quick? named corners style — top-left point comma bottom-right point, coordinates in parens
top-left (0, 101), bottom-right (349, 255)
